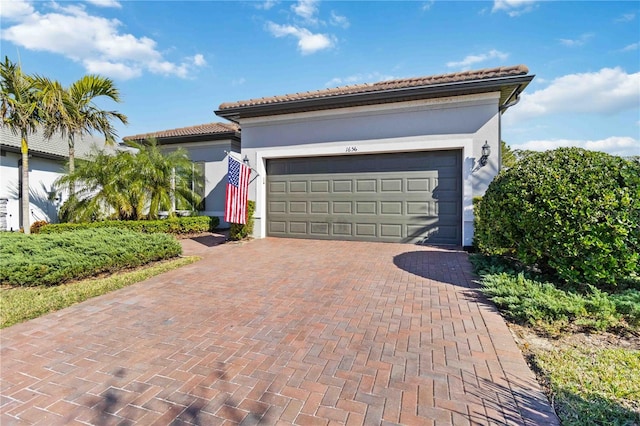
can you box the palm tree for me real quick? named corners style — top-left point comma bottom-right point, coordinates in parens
top-left (124, 139), bottom-right (202, 219)
top-left (36, 74), bottom-right (128, 196)
top-left (0, 57), bottom-right (42, 234)
top-left (57, 139), bottom-right (202, 221)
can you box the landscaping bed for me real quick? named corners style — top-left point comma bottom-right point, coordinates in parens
top-left (0, 228), bottom-right (182, 287)
top-left (471, 254), bottom-right (640, 425)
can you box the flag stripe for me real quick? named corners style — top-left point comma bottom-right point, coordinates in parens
top-left (224, 156), bottom-right (251, 224)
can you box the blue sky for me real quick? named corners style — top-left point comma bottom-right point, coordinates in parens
top-left (1, 0), bottom-right (639, 157)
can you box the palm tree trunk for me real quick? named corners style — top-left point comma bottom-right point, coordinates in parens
top-left (21, 132), bottom-right (30, 235)
top-left (68, 141), bottom-right (75, 197)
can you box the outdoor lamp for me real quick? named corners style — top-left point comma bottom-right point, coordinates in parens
top-left (479, 142), bottom-right (491, 166)
top-left (243, 155), bottom-right (250, 167)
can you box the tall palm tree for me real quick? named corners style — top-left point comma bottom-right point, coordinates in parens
top-left (0, 57), bottom-right (42, 234)
top-left (36, 74), bottom-right (128, 196)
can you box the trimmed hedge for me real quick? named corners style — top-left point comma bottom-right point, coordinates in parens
top-left (475, 148), bottom-right (640, 286)
top-left (38, 216), bottom-right (219, 235)
top-left (0, 228), bottom-right (182, 287)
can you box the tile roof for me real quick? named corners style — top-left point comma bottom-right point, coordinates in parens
top-left (0, 126), bottom-right (109, 160)
top-left (218, 65), bottom-right (530, 110)
top-left (123, 122), bottom-right (240, 142)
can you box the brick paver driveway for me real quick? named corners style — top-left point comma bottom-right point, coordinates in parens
top-left (1, 238), bottom-right (558, 425)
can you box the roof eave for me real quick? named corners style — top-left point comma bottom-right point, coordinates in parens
top-left (123, 130), bottom-right (241, 145)
top-left (215, 74), bottom-right (535, 122)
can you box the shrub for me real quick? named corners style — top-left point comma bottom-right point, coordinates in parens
top-left (0, 228), bottom-right (181, 287)
top-left (475, 148), bottom-right (640, 286)
top-left (40, 216), bottom-right (219, 235)
top-left (229, 200), bottom-right (255, 241)
top-left (30, 220), bottom-right (49, 234)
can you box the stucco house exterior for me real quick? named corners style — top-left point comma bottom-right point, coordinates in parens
top-left (123, 122), bottom-right (241, 226)
top-left (0, 127), bottom-right (107, 231)
top-left (215, 65), bottom-right (533, 246)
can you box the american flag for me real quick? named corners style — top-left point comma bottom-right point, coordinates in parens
top-left (224, 156), bottom-right (251, 224)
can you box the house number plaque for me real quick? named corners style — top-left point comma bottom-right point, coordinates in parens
top-left (345, 146), bottom-right (358, 153)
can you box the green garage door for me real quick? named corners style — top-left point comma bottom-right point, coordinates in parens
top-left (266, 150), bottom-right (462, 245)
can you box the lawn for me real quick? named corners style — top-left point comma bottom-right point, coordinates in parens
top-left (1, 256), bottom-right (199, 328)
top-left (471, 255), bottom-right (640, 425)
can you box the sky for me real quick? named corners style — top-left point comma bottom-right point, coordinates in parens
top-left (1, 0), bottom-right (639, 157)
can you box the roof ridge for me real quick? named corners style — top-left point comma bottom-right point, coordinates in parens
top-left (123, 121), bottom-right (240, 141)
top-left (218, 64), bottom-right (529, 111)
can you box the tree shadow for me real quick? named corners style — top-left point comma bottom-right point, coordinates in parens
top-left (82, 362), bottom-right (270, 425)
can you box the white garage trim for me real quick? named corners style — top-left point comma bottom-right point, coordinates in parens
top-left (252, 135), bottom-right (474, 245)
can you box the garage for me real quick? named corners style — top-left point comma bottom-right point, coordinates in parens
top-left (216, 64), bottom-right (534, 246)
top-left (266, 150), bottom-right (462, 245)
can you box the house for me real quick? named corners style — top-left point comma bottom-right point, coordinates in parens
top-left (215, 65), bottom-right (534, 246)
top-left (0, 127), bottom-right (107, 231)
top-left (122, 122), bottom-right (241, 225)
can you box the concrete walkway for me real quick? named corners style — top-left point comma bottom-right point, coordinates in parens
top-left (1, 238), bottom-right (558, 425)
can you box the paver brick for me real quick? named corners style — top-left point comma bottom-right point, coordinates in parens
top-left (0, 238), bottom-right (558, 425)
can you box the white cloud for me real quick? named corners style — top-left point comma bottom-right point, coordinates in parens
top-left (232, 77), bottom-right (246, 86)
top-left (325, 72), bottom-right (396, 88)
top-left (292, 0), bottom-right (318, 22)
top-left (1, 2), bottom-right (204, 80)
top-left (616, 12), bottom-right (636, 23)
top-left (507, 68), bottom-right (640, 122)
top-left (192, 54), bottom-right (206, 67)
top-left (512, 136), bottom-right (639, 158)
top-left (622, 42), bottom-right (639, 52)
top-left (492, 0), bottom-right (538, 17)
top-left (422, 1), bottom-right (435, 11)
top-left (84, 59), bottom-right (141, 79)
top-left (0, 0), bottom-right (35, 21)
top-left (255, 0), bottom-right (278, 10)
top-left (559, 33), bottom-right (593, 47)
top-left (446, 49), bottom-right (508, 70)
top-left (330, 11), bottom-right (349, 28)
top-left (85, 0), bottom-right (122, 8)
top-left (266, 22), bottom-right (334, 55)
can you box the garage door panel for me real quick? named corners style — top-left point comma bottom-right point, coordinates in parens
top-left (333, 180), bottom-right (353, 192)
top-left (332, 202), bottom-right (352, 214)
top-left (266, 151), bottom-right (462, 245)
top-left (289, 201), bottom-right (307, 213)
top-left (310, 180), bottom-right (330, 193)
top-left (332, 223), bottom-right (352, 236)
top-left (289, 181), bottom-right (307, 192)
top-left (356, 180), bottom-right (376, 192)
top-left (310, 222), bottom-right (329, 235)
top-left (310, 201), bottom-right (329, 214)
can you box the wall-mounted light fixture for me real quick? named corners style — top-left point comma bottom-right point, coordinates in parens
top-left (479, 141), bottom-right (491, 166)
top-left (243, 155), bottom-right (250, 167)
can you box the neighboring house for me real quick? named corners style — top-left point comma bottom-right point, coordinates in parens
top-left (123, 122), bottom-right (241, 226)
top-left (216, 65), bottom-right (534, 246)
top-left (0, 126), bottom-right (108, 231)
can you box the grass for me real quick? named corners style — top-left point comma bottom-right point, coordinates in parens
top-left (534, 347), bottom-right (640, 425)
top-left (470, 254), bottom-right (640, 425)
top-left (1, 256), bottom-right (200, 328)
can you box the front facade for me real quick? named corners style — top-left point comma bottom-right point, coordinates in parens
top-left (123, 122), bottom-right (241, 226)
top-left (0, 127), bottom-right (106, 231)
top-left (216, 65), bottom-right (533, 246)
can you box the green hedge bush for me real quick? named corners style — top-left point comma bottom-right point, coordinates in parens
top-left (229, 200), bottom-right (255, 241)
top-left (38, 216), bottom-right (219, 235)
top-left (0, 228), bottom-right (182, 287)
top-left (475, 148), bottom-right (639, 286)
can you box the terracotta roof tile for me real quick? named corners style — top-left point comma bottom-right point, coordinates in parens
top-left (218, 65), bottom-right (529, 110)
top-left (123, 122), bottom-right (239, 142)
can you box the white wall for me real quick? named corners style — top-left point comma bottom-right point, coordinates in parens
top-left (0, 151), bottom-right (66, 231)
top-left (237, 92), bottom-right (502, 245)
